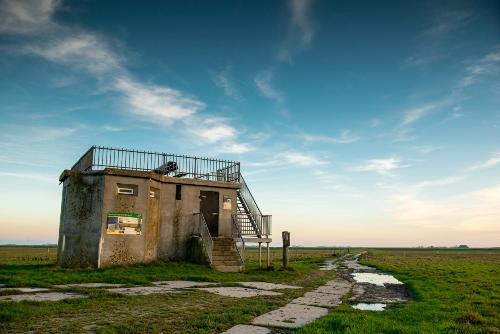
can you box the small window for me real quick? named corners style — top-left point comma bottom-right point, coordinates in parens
top-left (175, 185), bottom-right (182, 200)
top-left (117, 184), bottom-right (138, 196)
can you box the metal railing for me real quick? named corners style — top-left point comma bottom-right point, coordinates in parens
top-left (193, 213), bottom-right (213, 264)
top-left (231, 216), bottom-right (245, 264)
top-left (233, 213), bottom-right (272, 237)
top-left (238, 175), bottom-right (263, 216)
top-left (71, 146), bottom-right (240, 182)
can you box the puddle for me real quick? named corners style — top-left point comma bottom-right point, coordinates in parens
top-left (352, 303), bottom-right (386, 311)
top-left (319, 259), bottom-right (337, 270)
top-left (352, 273), bottom-right (402, 286)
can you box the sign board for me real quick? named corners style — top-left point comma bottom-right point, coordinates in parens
top-left (106, 212), bottom-right (142, 235)
top-left (223, 195), bottom-right (232, 210)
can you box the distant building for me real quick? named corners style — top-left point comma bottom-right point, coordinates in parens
top-left (57, 146), bottom-right (272, 272)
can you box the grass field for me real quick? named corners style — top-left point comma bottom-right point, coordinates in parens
top-left (0, 246), bottom-right (498, 333)
top-left (298, 249), bottom-right (500, 334)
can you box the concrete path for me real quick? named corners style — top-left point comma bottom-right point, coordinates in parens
top-left (221, 253), bottom-right (411, 333)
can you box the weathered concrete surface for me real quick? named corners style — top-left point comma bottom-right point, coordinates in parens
top-left (235, 282), bottom-right (301, 291)
top-left (0, 292), bottom-right (86, 302)
top-left (252, 303), bottom-right (328, 328)
top-left (292, 291), bottom-right (344, 308)
top-left (221, 324), bottom-right (271, 334)
top-left (152, 280), bottom-right (217, 288)
top-left (58, 173), bottom-right (104, 267)
top-left (107, 286), bottom-right (181, 296)
top-left (292, 278), bottom-right (352, 308)
top-left (54, 283), bottom-right (124, 289)
top-left (0, 287), bottom-right (50, 293)
top-left (60, 169), bottom-right (239, 269)
top-left (197, 287), bottom-right (281, 298)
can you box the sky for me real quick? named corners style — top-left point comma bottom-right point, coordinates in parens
top-left (0, 0), bottom-right (499, 247)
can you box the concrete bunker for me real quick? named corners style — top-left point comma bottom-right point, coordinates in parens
top-left (57, 146), bottom-right (272, 272)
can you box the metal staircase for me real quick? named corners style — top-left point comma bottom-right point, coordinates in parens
top-left (234, 175), bottom-right (272, 239)
top-left (195, 174), bottom-right (272, 271)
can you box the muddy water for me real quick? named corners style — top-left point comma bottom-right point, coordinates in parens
top-left (324, 254), bottom-right (411, 311)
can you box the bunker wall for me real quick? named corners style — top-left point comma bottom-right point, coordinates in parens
top-left (57, 173), bottom-right (103, 267)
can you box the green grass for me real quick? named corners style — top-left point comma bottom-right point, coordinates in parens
top-left (0, 246), bottom-right (336, 333)
top-left (297, 249), bottom-right (500, 334)
top-left (1, 247), bottom-right (498, 333)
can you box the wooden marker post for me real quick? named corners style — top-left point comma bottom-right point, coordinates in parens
top-left (282, 231), bottom-right (290, 270)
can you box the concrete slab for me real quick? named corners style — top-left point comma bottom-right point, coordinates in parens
top-left (221, 324), bottom-right (271, 334)
top-left (322, 278), bottom-right (353, 291)
top-left (0, 287), bottom-right (51, 293)
top-left (252, 303), bottom-right (328, 328)
top-left (0, 292), bottom-right (86, 302)
top-left (235, 282), bottom-right (301, 291)
top-left (292, 291), bottom-right (343, 307)
top-left (197, 287), bottom-right (281, 298)
top-left (152, 280), bottom-right (218, 289)
top-left (54, 283), bottom-right (124, 289)
top-left (108, 286), bottom-right (182, 296)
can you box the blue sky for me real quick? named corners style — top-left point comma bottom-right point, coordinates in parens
top-left (1, 0), bottom-right (499, 246)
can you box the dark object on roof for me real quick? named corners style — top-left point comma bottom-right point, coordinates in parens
top-left (154, 161), bottom-right (177, 175)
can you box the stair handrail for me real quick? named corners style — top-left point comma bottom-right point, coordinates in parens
top-left (231, 215), bottom-right (245, 264)
top-left (239, 175), bottom-right (263, 216)
top-left (193, 213), bottom-right (213, 264)
top-left (238, 175), bottom-right (264, 235)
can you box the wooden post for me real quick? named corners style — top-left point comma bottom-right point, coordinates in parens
top-left (282, 231), bottom-right (290, 270)
top-left (266, 242), bottom-right (270, 269)
top-left (258, 242), bottom-right (262, 269)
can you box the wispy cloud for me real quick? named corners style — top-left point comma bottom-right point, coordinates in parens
top-left (210, 66), bottom-right (241, 100)
top-left (0, 171), bottom-right (54, 183)
top-left (400, 48), bottom-right (500, 126)
top-left (352, 157), bottom-right (406, 176)
top-left (254, 70), bottom-right (284, 104)
top-left (277, 0), bottom-right (316, 63)
top-left (414, 145), bottom-right (444, 154)
top-left (0, 0), bottom-right (253, 154)
top-left (187, 117), bottom-right (236, 143)
top-left (280, 151), bottom-right (326, 166)
top-left (0, 0), bottom-right (59, 34)
top-left (303, 130), bottom-right (360, 144)
top-left (246, 150), bottom-right (326, 169)
top-left (406, 9), bottom-right (474, 66)
top-left (115, 77), bottom-right (204, 123)
top-left (220, 143), bottom-right (254, 154)
top-left (467, 152), bottom-right (500, 171)
top-left (415, 175), bottom-right (464, 189)
top-left (459, 49), bottom-right (500, 89)
top-left (402, 102), bottom-right (441, 125)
